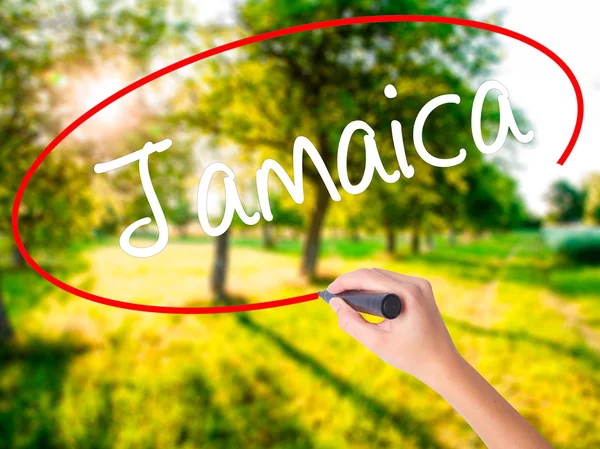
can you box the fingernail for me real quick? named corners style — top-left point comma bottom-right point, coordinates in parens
top-left (330, 297), bottom-right (342, 313)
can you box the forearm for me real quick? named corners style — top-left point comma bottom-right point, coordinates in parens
top-left (428, 355), bottom-right (553, 449)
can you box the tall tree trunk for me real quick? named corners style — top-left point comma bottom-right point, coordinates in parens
top-left (211, 230), bottom-right (229, 300)
top-left (411, 228), bottom-right (421, 255)
top-left (386, 227), bottom-right (396, 255)
top-left (301, 183), bottom-right (330, 279)
top-left (426, 231), bottom-right (435, 250)
top-left (262, 223), bottom-right (275, 249)
top-left (0, 276), bottom-right (13, 342)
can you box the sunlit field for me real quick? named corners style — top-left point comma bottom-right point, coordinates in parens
top-left (2, 232), bottom-right (599, 449)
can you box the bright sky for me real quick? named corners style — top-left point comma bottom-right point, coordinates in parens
top-left (200, 0), bottom-right (600, 215)
top-left (476, 0), bottom-right (600, 214)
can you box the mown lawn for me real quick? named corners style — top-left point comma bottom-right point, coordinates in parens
top-left (1, 232), bottom-right (599, 449)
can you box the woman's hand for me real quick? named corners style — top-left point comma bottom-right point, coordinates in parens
top-left (327, 267), bottom-right (459, 386)
top-left (328, 267), bottom-right (554, 449)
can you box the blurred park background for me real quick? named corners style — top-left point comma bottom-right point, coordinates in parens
top-left (2, 0), bottom-right (600, 448)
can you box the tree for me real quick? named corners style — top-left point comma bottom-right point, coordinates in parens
top-left (1, 0), bottom-right (61, 341)
top-left (115, 130), bottom-right (196, 239)
top-left (262, 193), bottom-right (305, 248)
top-left (583, 174), bottom-right (600, 224)
top-left (361, 71), bottom-right (501, 255)
top-left (464, 162), bottom-right (527, 233)
top-left (184, 0), bottom-right (499, 278)
top-left (211, 230), bottom-right (229, 299)
top-left (0, 0), bottom-right (192, 341)
top-left (546, 180), bottom-right (585, 223)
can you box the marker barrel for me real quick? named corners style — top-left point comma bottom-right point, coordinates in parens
top-left (319, 290), bottom-right (402, 319)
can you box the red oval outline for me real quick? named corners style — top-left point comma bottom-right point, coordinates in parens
top-left (12, 15), bottom-right (584, 314)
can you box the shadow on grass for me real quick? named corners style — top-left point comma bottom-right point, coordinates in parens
top-left (176, 371), bottom-right (240, 447)
top-left (211, 293), bottom-right (449, 449)
top-left (2, 247), bottom-right (92, 321)
top-left (310, 274), bottom-right (337, 286)
top-left (402, 233), bottom-right (600, 300)
top-left (544, 264), bottom-right (600, 298)
top-left (585, 319), bottom-right (600, 328)
top-left (0, 338), bottom-right (92, 449)
top-left (446, 317), bottom-right (600, 373)
top-left (403, 252), bottom-right (500, 283)
top-left (216, 364), bottom-right (318, 448)
top-left (138, 351), bottom-right (320, 448)
top-left (169, 234), bottom-right (387, 260)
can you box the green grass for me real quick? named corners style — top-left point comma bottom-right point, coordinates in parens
top-left (1, 231), bottom-right (599, 449)
top-left (165, 233), bottom-right (390, 259)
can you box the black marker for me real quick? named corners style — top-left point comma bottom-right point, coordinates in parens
top-left (319, 290), bottom-right (402, 319)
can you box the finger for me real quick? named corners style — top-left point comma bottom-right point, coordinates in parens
top-left (372, 268), bottom-right (432, 291)
top-left (371, 268), bottom-right (421, 285)
top-left (328, 268), bottom-right (421, 308)
top-left (330, 297), bottom-right (381, 347)
top-left (328, 268), bottom-right (397, 294)
top-left (375, 318), bottom-right (394, 331)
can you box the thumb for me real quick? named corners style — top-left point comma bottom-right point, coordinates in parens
top-left (330, 297), bottom-right (381, 347)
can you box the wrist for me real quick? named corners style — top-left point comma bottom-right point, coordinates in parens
top-left (421, 348), bottom-right (469, 394)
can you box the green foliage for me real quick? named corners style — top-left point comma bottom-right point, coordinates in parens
top-left (130, 142), bottom-right (195, 232)
top-left (546, 179), bottom-right (586, 223)
top-left (556, 228), bottom-right (600, 265)
top-left (465, 162), bottom-right (528, 232)
top-left (0, 0), bottom-right (192, 249)
top-left (177, 0), bottom-right (505, 271)
top-left (583, 173), bottom-right (600, 224)
top-left (0, 0), bottom-right (198, 252)
top-left (19, 156), bottom-right (101, 247)
top-left (269, 194), bottom-right (305, 229)
top-left (1, 0), bottom-right (55, 240)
